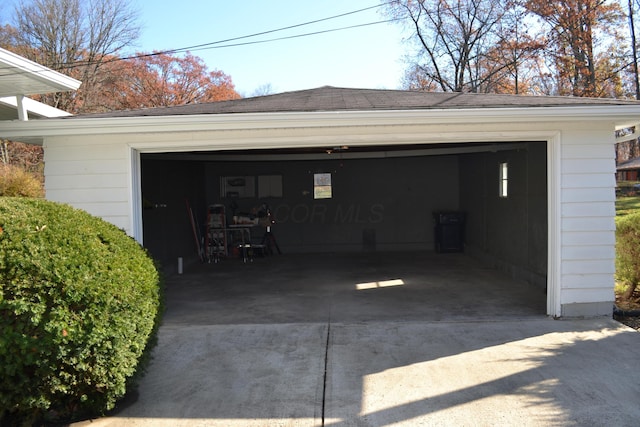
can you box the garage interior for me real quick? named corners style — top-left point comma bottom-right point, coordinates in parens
top-left (140, 140), bottom-right (547, 316)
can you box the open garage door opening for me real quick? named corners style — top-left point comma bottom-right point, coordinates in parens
top-left (139, 140), bottom-right (547, 312)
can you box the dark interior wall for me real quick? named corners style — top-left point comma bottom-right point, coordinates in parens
top-left (459, 143), bottom-right (547, 286)
top-left (141, 145), bottom-right (547, 276)
top-left (141, 158), bottom-right (206, 266)
top-left (204, 155), bottom-right (460, 253)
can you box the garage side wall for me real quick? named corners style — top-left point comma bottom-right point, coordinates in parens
top-left (559, 129), bottom-right (616, 317)
top-left (459, 143), bottom-right (547, 288)
top-left (43, 135), bottom-right (133, 233)
top-left (141, 158), bottom-right (206, 266)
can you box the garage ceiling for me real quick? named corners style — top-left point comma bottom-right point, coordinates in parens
top-left (142, 141), bottom-right (532, 161)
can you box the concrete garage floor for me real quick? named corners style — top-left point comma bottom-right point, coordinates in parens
top-left (77, 252), bottom-right (640, 426)
top-left (163, 251), bottom-right (547, 325)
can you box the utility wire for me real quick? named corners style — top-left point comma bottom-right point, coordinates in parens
top-left (172, 19), bottom-right (401, 54)
top-left (0, 1), bottom-right (401, 77)
top-left (137, 2), bottom-right (390, 57)
top-left (58, 17), bottom-right (402, 71)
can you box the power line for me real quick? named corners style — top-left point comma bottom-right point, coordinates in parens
top-left (141, 2), bottom-right (390, 56)
top-left (161, 19), bottom-right (401, 55)
top-left (0, 1), bottom-right (401, 77)
top-left (68, 17), bottom-right (402, 70)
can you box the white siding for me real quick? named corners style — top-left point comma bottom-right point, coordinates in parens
top-left (562, 144), bottom-right (615, 159)
top-left (562, 173), bottom-right (616, 188)
top-left (562, 231), bottom-right (615, 246)
top-left (562, 274), bottom-right (615, 289)
top-left (38, 117), bottom-right (623, 317)
top-left (561, 288), bottom-right (614, 304)
top-left (562, 216), bottom-right (615, 231)
top-left (562, 259), bottom-right (615, 275)
top-left (561, 245), bottom-right (615, 260)
top-left (561, 201), bottom-right (614, 217)
top-left (559, 128), bottom-right (616, 313)
top-left (562, 188), bottom-right (614, 203)
top-left (46, 188), bottom-right (127, 203)
top-left (44, 136), bottom-right (132, 234)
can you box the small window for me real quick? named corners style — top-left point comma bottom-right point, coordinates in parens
top-left (499, 162), bottom-right (508, 198)
top-left (314, 173), bottom-right (332, 199)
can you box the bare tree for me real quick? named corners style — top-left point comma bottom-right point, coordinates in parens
top-left (524, 0), bottom-right (625, 97)
top-left (0, 24), bottom-right (19, 49)
top-left (0, 139), bottom-right (44, 172)
top-left (0, 140), bottom-right (9, 165)
top-left (478, 4), bottom-right (546, 94)
top-left (10, 0), bottom-right (141, 113)
top-left (250, 83), bottom-right (274, 97)
top-left (386, 0), bottom-right (522, 92)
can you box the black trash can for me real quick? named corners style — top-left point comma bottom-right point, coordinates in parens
top-left (433, 211), bottom-right (465, 253)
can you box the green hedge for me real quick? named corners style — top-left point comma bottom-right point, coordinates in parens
top-left (0, 198), bottom-right (162, 425)
top-left (616, 211), bottom-right (640, 295)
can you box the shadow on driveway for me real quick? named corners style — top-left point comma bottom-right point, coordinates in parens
top-left (74, 253), bottom-right (640, 426)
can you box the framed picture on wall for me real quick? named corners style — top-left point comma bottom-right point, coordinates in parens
top-left (258, 175), bottom-right (283, 198)
top-left (220, 176), bottom-right (255, 198)
top-left (314, 173), bottom-right (332, 199)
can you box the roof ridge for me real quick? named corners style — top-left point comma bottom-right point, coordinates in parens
top-left (67, 86), bottom-right (640, 119)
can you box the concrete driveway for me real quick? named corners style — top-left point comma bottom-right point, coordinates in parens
top-left (76, 253), bottom-right (640, 426)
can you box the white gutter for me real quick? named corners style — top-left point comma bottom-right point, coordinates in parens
top-left (0, 47), bottom-right (81, 95)
top-left (3, 105), bottom-right (640, 140)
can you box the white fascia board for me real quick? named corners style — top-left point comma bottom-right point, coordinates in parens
top-left (3, 105), bottom-right (640, 141)
top-left (0, 96), bottom-right (72, 118)
top-left (0, 47), bottom-right (81, 95)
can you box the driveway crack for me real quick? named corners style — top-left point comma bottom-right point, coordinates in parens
top-left (322, 321), bottom-right (331, 426)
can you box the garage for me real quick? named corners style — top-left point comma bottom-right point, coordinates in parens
top-left (140, 138), bottom-right (549, 322)
top-left (6, 86), bottom-right (640, 317)
top-left (140, 140), bottom-right (547, 288)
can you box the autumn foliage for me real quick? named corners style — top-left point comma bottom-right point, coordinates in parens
top-left (98, 52), bottom-right (241, 111)
top-left (388, 0), bottom-right (630, 98)
top-left (0, 140), bottom-right (44, 197)
top-left (0, 0), bottom-right (240, 114)
top-left (0, 164), bottom-right (43, 198)
top-left (524, 0), bottom-right (625, 98)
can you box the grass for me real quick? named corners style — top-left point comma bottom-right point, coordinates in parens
top-left (615, 183), bottom-right (640, 311)
top-left (616, 181), bottom-right (640, 217)
top-left (616, 196), bottom-right (640, 217)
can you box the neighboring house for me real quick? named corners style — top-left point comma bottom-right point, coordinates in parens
top-left (0, 47), bottom-right (80, 120)
top-left (3, 75), bottom-right (640, 318)
top-left (616, 157), bottom-right (640, 181)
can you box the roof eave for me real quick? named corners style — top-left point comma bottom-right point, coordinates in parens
top-left (0, 48), bottom-right (81, 95)
top-left (3, 105), bottom-right (640, 143)
top-left (0, 96), bottom-right (72, 118)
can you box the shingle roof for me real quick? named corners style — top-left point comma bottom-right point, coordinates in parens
top-left (617, 157), bottom-right (640, 170)
top-left (70, 86), bottom-right (640, 119)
